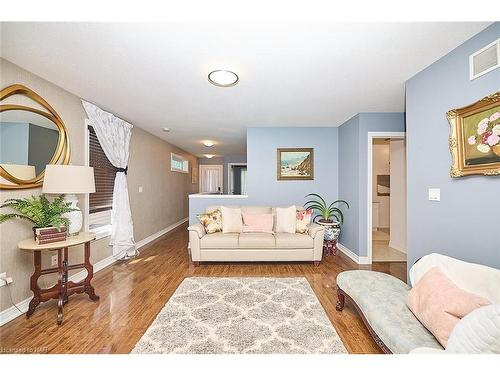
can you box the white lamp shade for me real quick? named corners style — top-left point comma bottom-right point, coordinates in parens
top-left (43, 165), bottom-right (96, 194)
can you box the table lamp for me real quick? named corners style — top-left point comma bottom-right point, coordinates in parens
top-left (42, 165), bottom-right (96, 235)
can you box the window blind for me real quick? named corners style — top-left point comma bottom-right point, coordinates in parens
top-left (89, 125), bottom-right (116, 214)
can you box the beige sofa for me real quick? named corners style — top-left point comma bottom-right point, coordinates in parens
top-left (188, 205), bottom-right (325, 265)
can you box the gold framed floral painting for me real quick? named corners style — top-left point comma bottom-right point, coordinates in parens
top-left (447, 92), bottom-right (500, 177)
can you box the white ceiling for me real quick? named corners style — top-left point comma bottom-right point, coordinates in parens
top-left (0, 22), bottom-right (490, 156)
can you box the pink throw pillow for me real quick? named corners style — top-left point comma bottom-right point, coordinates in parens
top-left (242, 213), bottom-right (274, 233)
top-left (406, 267), bottom-right (490, 347)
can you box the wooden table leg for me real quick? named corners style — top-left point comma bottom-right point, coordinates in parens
top-left (57, 248), bottom-right (64, 325)
top-left (63, 247), bottom-right (69, 305)
top-left (26, 250), bottom-right (42, 318)
top-left (84, 241), bottom-right (99, 301)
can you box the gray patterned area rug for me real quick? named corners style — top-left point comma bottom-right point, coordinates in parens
top-left (132, 277), bottom-right (347, 354)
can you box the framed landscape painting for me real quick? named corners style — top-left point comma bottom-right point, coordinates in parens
top-left (447, 92), bottom-right (500, 177)
top-left (277, 148), bottom-right (314, 180)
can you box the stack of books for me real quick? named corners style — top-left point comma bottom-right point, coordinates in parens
top-left (35, 227), bottom-right (68, 245)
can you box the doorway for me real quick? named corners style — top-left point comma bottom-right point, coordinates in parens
top-left (228, 163), bottom-right (247, 195)
top-left (199, 165), bottom-right (223, 194)
top-left (367, 132), bottom-right (407, 263)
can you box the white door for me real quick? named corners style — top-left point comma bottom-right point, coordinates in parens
top-left (199, 165), bottom-right (223, 193)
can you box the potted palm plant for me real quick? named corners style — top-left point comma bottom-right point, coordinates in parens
top-left (0, 194), bottom-right (76, 240)
top-left (304, 193), bottom-right (349, 241)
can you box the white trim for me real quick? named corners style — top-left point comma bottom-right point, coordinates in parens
top-left (84, 119), bottom-right (91, 232)
top-left (469, 38), bottom-right (499, 80)
top-left (0, 217), bottom-right (188, 327)
top-left (189, 194), bottom-right (248, 199)
top-left (135, 217), bottom-right (188, 249)
top-left (337, 243), bottom-right (370, 265)
top-left (227, 162), bottom-right (247, 195)
top-left (367, 132), bottom-right (406, 265)
top-left (198, 164), bottom-right (223, 193)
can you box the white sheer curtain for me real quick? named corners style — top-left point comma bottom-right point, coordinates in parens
top-left (82, 100), bottom-right (136, 259)
top-left (200, 167), bottom-right (221, 193)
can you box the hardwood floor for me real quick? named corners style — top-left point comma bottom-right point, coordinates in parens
top-left (0, 224), bottom-right (407, 354)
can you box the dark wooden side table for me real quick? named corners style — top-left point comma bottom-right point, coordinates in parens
top-left (18, 232), bottom-right (99, 325)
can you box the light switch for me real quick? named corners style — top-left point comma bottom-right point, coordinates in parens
top-left (138, 186), bottom-right (143, 193)
top-left (428, 188), bottom-right (440, 201)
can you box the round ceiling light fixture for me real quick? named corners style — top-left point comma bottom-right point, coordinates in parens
top-left (208, 70), bottom-right (239, 87)
top-left (162, 127), bottom-right (170, 132)
top-left (205, 154), bottom-right (214, 159)
top-left (203, 140), bottom-right (215, 147)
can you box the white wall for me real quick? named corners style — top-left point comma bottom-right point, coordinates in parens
top-left (389, 139), bottom-right (406, 253)
top-left (372, 142), bottom-right (390, 228)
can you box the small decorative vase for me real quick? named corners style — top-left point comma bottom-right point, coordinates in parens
top-left (493, 144), bottom-right (500, 157)
top-left (317, 219), bottom-right (341, 241)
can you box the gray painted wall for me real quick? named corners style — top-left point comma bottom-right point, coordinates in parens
top-left (338, 113), bottom-right (406, 256)
top-left (406, 23), bottom-right (500, 270)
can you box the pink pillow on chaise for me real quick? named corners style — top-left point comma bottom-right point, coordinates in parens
top-left (406, 267), bottom-right (490, 347)
top-left (242, 213), bottom-right (274, 233)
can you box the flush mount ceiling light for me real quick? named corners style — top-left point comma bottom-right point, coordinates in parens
top-left (203, 140), bottom-right (215, 147)
top-left (208, 70), bottom-right (239, 87)
top-left (162, 127), bottom-right (170, 132)
top-left (205, 154), bottom-right (214, 159)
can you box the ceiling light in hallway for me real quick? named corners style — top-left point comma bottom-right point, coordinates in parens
top-left (208, 70), bottom-right (239, 87)
top-left (162, 127), bottom-right (170, 132)
top-left (203, 140), bottom-right (215, 147)
top-left (205, 154), bottom-right (214, 159)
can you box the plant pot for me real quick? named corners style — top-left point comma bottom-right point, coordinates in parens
top-left (316, 220), bottom-right (341, 241)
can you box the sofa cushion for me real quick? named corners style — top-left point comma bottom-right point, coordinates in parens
top-left (200, 233), bottom-right (239, 248)
top-left (337, 270), bottom-right (443, 354)
top-left (275, 206), bottom-right (296, 233)
top-left (221, 206), bottom-right (243, 233)
top-left (238, 233), bottom-right (276, 248)
top-left (275, 233), bottom-right (313, 248)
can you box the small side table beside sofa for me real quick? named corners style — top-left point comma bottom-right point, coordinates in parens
top-left (18, 232), bottom-right (99, 325)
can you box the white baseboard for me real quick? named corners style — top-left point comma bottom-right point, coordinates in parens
top-left (337, 243), bottom-right (370, 265)
top-left (135, 218), bottom-right (188, 250)
top-left (0, 217), bottom-right (188, 327)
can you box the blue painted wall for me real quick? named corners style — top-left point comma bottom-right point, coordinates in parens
top-left (338, 115), bottom-right (360, 252)
top-left (406, 23), bottom-right (500, 270)
top-left (338, 113), bottom-right (406, 256)
top-left (190, 127), bottom-right (339, 223)
top-left (246, 127), bottom-right (339, 207)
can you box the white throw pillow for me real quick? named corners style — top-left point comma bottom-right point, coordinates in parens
top-left (221, 206), bottom-right (243, 233)
top-left (275, 205), bottom-right (296, 234)
top-left (446, 304), bottom-right (500, 354)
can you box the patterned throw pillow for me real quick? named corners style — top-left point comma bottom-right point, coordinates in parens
top-left (296, 208), bottom-right (313, 234)
top-left (196, 209), bottom-right (223, 234)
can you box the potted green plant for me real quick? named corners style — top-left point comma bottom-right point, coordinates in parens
top-left (0, 194), bottom-right (76, 240)
top-left (304, 193), bottom-right (349, 241)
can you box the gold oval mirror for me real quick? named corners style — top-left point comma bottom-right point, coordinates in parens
top-left (0, 84), bottom-right (70, 189)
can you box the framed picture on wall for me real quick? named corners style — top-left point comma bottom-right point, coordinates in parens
top-left (447, 92), bottom-right (500, 177)
top-left (277, 148), bottom-right (314, 180)
top-left (191, 165), bottom-right (198, 184)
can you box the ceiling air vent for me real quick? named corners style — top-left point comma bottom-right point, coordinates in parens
top-left (469, 38), bottom-right (499, 80)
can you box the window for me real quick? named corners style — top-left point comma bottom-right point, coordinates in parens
top-left (171, 152), bottom-right (189, 173)
top-left (88, 124), bottom-right (115, 238)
